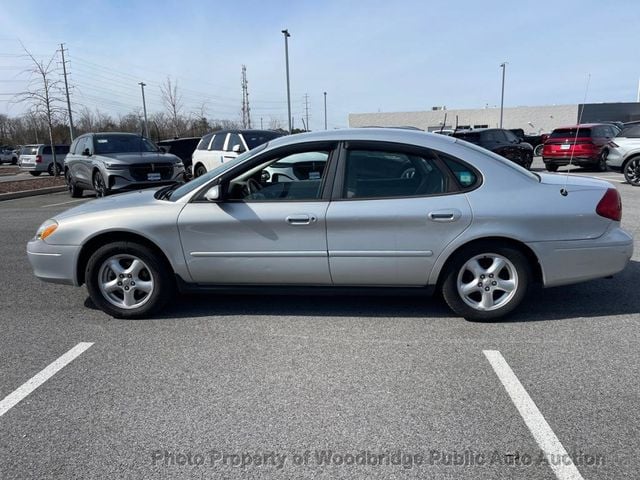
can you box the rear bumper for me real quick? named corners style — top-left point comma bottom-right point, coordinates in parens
top-left (543, 155), bottom-right (598, 166)
top-left (527, 226), bottom-right (633, 287)
top-left (19, 163), bottom-right (48, 172)
top-left (26, 240), bottom-right (81, 286)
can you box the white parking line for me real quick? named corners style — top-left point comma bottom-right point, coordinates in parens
top-left (41, 198), bottom-right (87, 208)
top-left (0, 342), bottom-right (93, 418)
top-left (483, 350), bottom-right (584, 480)
top-left (590, 176), bottom-right (626, 184)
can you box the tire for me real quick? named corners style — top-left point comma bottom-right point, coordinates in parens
top-left (595, 151), bottom-right (608, 172)
top-left (624, 156), bottom-right (640, 186)
top-left (85, 241), bottom-right (174, 319)
top-left (441, 242), bottom-right (531, 321)
top-left (29, 171), bottom-right (42, 176)
top-left (534, 144), bottom-right (544, 157)
top-left (11, 157), bottom-right (17, 165)
top-left (545, 164), bottom-right (558, 172)
top-left (523, 153), bottom-right (533, 170)
top-left (194, 164), bottom-right (207, 178)
top-left (92, 170), bottom-right (109, 197)
top-left (47, 162), bottom-right (63, 176)
top-left (65, 169), bottom-right (83, 198)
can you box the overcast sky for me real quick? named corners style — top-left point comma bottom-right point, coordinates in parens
top-left (0, 0), bottom-right (639, 130)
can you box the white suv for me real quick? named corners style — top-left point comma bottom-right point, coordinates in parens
top-left (607, 123), bottom-right (640, 185)
top-left (191, 129), bottom-right (282, 177)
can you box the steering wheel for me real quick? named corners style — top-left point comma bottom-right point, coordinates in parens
top-left (401, 167), bottom-right (416, 179)
top-left (246, 178), bottom-right (263, 195)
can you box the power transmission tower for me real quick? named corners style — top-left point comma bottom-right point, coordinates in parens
top-left (303, 93), bottom-right (310, 131)
top-left (59, 43), bottom-right (74, 141)
top-left (241, 65), bottom-right (251, 128)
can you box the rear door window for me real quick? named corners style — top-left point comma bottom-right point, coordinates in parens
top-left (210, 133), bottom-right (227, 151)
top-left (42, 146), bottom-right (52, 155)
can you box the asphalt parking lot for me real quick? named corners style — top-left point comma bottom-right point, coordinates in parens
top-left (1, 159), bottom-right (639, 479)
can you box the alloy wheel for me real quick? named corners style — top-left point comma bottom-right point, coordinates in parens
top-left (93, 172), bottom-right (107, 197)
top-left (456, 253), bottom-right (518, 312)
top-left (624, 158), bottom-right (640, 186)
top-left (97, 254), bottom-right (155, 310)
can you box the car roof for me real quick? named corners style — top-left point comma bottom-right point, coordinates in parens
top-left (206, 129), bottom-right (280, 135)
top-left (553, 124), bottom-right (602, 129)
top-left (264, 127), bottom-right (456, 150)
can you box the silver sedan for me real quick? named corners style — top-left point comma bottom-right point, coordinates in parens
top-left (27, 128), bottom-right (633, 320)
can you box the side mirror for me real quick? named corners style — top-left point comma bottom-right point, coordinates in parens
top-left (204, 184), bottom-right (221, 202)
top-left (232, 144), bottom-right (245, 154)
top-left (82, 148), bottom-right (91, 156)
top-left (261, 170), bottom-right (271, 182)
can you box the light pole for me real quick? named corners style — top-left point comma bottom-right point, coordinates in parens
top-left (323, 91), bottom-right (327, 130)
top-left (138, 82), bottom-right (149, 137)
top-left (282, 29), bottom-right (292, 133)
top-left (499, 62), bottom-right (507, 128)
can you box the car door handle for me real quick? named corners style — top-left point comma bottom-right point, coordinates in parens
top-left (428, 209), bottom-right (462, 222)
top-left (286, 214), bottom-right (317, 225)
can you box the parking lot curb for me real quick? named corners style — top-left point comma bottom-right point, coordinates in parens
top-left (0, 186), bottom-right (67, 201)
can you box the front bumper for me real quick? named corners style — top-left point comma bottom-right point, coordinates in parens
top-left (527, 226), bottom-right (633, 287)
top-left (606, 149), bottom-right (624, 169)
top-left (26, 240), bottom-right (81, 286)
top-left (105, 169), bottom-right (185, 192)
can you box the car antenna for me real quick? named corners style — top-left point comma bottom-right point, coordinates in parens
top-left (561, 73), bottom-right (591, 197)
top-left (439, 113), bottom-right (447, 134)
top-left (453, 115), bottom-right (459, 135)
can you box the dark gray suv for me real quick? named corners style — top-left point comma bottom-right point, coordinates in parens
top-left (64, 132), bottom-right (186, 197)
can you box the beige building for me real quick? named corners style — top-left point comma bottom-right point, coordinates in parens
top-left (349, 105), bottom-right (580, 134)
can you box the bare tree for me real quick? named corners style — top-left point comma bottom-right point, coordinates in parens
top-left (14, 44), bottom-right (65, 176)
top-left (268, 117), bottom-right (283, 130)
top-left (160, 77), bottom-right (184, 137)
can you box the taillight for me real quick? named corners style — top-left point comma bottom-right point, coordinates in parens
top-left (35, 155), bottom-right (42, 163)
top-left (596, 188), bottom-right (622, 221)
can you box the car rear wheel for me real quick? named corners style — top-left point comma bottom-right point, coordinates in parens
top-left (65, 170), bottom-right (84, 198)
top-left (441, 243), bottom-right (531, 321)
top-left (85, 242), bottom-right (173, 319)
top-left (624, 157), bottom-right (640, 186)
top-left (194, 164), bottom-right (207, 178)
top-left (29, 171), bottom-right (41, 176)
top-left (93, 171), bottom-right (109, 197)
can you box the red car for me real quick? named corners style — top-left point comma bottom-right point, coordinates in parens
top-left (542, 123), bottom-right (620, 172)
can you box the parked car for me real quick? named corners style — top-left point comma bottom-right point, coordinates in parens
top-left (509, 129), bottom-right (549, 157)
top-left (191, 129), bottom-right (283, 177)
top-left (0, 145), bottom-right (18, 164)
top-left (18, 144), bottom-right (70, 176)
top-left (27, 129), bottom-right (632, 321)
top-left (156, 137), bottom-right (200, 178)
top-left (606, 123), bottom-right (640, 185)
top-left (542, 123), bottom-right (619, 172)
top-left (452, 128), bottom-right (534, 169)
top-left (64, 132), bottom-right (185, 198)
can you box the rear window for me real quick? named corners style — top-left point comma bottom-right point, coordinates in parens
top-left (617, 125), bottom-right (640, 138)
top-left (243, 131), bottom-right (282, 149)
top-left (550, 128), bottom-right (592, 138)
top-left (55, 145), bottom-right (69, 154)
top-left (21, 146), bottom-right (38, 155)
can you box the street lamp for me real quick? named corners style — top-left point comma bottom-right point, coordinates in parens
top-left (323, 91), bottom-right (327, 130)
top-left (138, 82), bottom-right (149, 138)
top-left (499, 62), bottom-right (507, 129)
top-left (282, 29), bottom-right (292, 133)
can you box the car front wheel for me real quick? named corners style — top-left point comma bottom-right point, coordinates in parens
top-left (624, 157), bottom-right (640, 186)
top-left (93, 171), bottom-right (109, 197)
top-left (194, 164), bottom-right (207, 178)
top-left (441, 243), bottom-right (531, 321)
top-left (85, 242), bottom-right (173, 318)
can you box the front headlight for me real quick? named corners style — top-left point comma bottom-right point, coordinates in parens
top-left (104, 162), bottom-right (128, 169)
top-left (35, 219), bottom-right (58, 241)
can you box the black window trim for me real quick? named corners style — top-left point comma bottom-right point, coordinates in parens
top-left (330, 140), bottom-right (481, 201)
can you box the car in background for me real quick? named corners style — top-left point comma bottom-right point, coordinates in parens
top-left (606, 123), bottom-right (640, 185)
top-left (191, 129), bottom-right (283, 177)
top-left (18, 144), bottom-right (70, 176)
top-left (64, 132), bottom-right (185, 198)
top-left (509, 129), bottom-right (549, 157)
top-left (156, 137), bottom-right (200, 178)
top-left (452, 128), bottom-right (534, 169)
top-left (27, 128), bottom-right (632, 321)
top-left (542, 123), bottom-right (619, 172)
top-left (0, 145), bottom-right (19, 164)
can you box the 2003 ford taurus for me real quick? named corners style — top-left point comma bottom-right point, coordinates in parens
top-left (27, 129), bottom-right (633, 320)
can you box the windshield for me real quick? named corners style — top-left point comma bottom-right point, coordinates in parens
top-left (94, 134), bottom-right (159, 154)
top-left (617, 125), bottom-right (640, 138)
top-left (168, 143), bottom-right (268, 201)
top-left (243, 131), bottom-right (283, 149)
